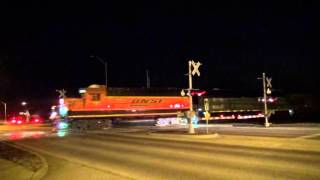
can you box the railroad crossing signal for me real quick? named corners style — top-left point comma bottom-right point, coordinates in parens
top-left (187, 60), bottom-right (202, 134)
top-left (56, 89), bottom-right (68, 118)
top-left (260, 72), bottom-right (272, 128)
top-left (266, 77), bottom-right (272, 95)
top-left (57, 89), bottom-right (67, 99)
top-left (266, 77), bottom-right (272, 88)
top-left (59, 105), bottom-right (68, 118)
top-left (267, 88), bottom-right (272, 95)
top-left (191, 60), bottom-right (201, 76)
top-left (180, 89), bottom-right (186, 96)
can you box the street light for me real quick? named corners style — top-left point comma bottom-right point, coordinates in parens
top-left (90, 55), bottom-right (108, 88)
top-left (1, 101), bottom-right (6, 121)
top-left (21, 101), bottom-right (27, 106)
top-left (21, 101), bottom-right (30, 123)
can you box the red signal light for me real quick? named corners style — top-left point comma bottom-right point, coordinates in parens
top-left (191, 90), bottom-right (206, 96)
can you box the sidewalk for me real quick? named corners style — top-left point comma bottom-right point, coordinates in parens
top-left (0, 158), bottom-right (35, 180)
top-left (0, 142), bottom-right (47, 180)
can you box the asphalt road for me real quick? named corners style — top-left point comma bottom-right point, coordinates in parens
top-left (8, 127), bottom-right (320, 180)
top-left (1, 124), bottom-right (320, 179)
top-left (193, 124), bottom-right (320, 138)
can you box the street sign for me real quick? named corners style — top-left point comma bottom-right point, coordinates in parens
top-left (204, 111), bottom-right (210, 120)
top-left (191, 60), bottom-right (201, 76)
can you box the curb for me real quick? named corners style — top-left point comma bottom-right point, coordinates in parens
top-left (3, 142), bottom-right (48, 180)
top-left (30, 148), bottom-right (48, 180)
top-left (87, 129), bottom-right (221, 141)
top-left (148, 132), bottom-right (220, 139)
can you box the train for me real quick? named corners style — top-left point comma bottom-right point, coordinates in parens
top-left (58, 84), bottom-right (190, 129)
top-left (53, 84), bottom-right (291, 129)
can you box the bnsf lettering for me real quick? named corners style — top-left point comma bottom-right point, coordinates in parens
top-left (131, 99), bottom-right (162, 103)
top-left (141, 99), bottom-right (149, 103)
top-left (150, 99), bottom-right (162, 103)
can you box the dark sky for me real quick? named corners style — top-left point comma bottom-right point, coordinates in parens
top-left (0, 1), bottom-right (318, 107)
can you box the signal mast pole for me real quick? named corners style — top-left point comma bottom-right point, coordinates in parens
top-left (188, 60), bottom-right (195, 134)
top-left (262, 72), bottom-right (270, 127)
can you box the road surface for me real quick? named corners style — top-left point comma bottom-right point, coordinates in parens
top-left (8, 128), bottom-right (320, 179)
top-left (1, 124), bottom-right (320, 179)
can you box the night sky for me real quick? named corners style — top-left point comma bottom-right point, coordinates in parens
top-left (0, 1), bottom-right (318, 112)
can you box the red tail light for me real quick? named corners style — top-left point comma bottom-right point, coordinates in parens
top-left (17, 120), bottom-right (22, 124)
top-left (11, 119), bottom-right (16, 123)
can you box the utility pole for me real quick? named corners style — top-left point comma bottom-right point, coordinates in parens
top-left (1, 101), bottom-right (6, 122)
top-left (4, 102), bottom-right (6, 122)
top-left (91, 55), bottom-right (108, 88)
top-left (146, 70), bottom-right (150, 88)
top-left (104, 60), bottom-right (107, 88)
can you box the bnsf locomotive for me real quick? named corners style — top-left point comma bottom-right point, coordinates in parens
top-left (62, 84), bottom-right (189, 128)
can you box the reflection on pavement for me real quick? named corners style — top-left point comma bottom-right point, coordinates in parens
top-left (2, 131), bottom-right (46, 141)
top-left (57, 130), bottom-right (68, 137)
top-left (0, 130), bottom-right (70, 141)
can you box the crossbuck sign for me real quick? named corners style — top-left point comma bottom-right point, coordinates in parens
top-left (266, 77), bottom-right (272, 94)
top-left (191, 60), bottom-right (202, 76)
top-left (266, 77), bottom-right (272, 88)
top-left (57, 89), bottom-right (67, 99)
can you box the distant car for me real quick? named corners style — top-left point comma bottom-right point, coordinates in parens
top-left (30, 114), bottom-right (43, 124)
top-left (8, 115), bottom-right (26, 125)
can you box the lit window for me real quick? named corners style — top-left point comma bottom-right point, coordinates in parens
top-left (91, 94), bottom-right (101, 101)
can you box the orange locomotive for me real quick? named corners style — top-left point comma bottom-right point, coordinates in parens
top-left (64, 84), bottom-right (189, 120)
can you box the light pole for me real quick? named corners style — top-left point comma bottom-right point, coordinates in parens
top-left (1, 101), bottom-right (6, 121)
top-left (90, 55), bottom-right (108, 88)
top-left (21, 101), bottom-right (30, 123)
